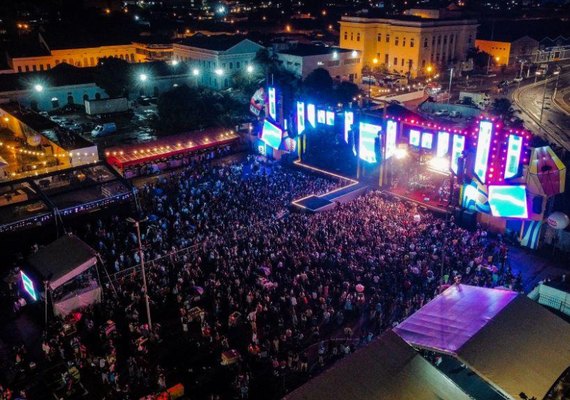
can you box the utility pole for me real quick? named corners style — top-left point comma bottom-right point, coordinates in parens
top-left (127, 217), bottom-right (153, 330)
top-left (447, 68), bottom-right (454, 104)
top-left (539, 73), bottom-right (549, 129)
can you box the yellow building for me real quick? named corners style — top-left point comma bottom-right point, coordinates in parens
top-left (339, 16), bottom-right (478, 77)
top-left (475, 36), bottom-right (539, 67)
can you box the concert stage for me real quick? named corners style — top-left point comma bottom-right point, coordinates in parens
top-left (292, 182), bottom-right (369, 212)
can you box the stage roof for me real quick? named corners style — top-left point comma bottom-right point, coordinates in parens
top-left (284, 330), bottom-right (471, 400)
top-left (105, 128), bottom-right (239, 168)
top-left (28, 234), bottom-right (97, 290)
top-left (395, 284), bottom-right (570, 400)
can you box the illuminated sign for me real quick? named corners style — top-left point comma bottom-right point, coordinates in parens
top-left (437, 131), bottom-right (450, 158)
top-left (21, 271), bottom-right (37, 301)
top-left (504, 134), bottom-right (522, 179)
top-left (344, 111), bottom-right (354, 143)
top-left (307, 104), bottom-right (316, 127)
top-left (359, 122), bottom-right (381, 163)
top-left (385, 120), bottom-right (396, 159)
top-left (296, 102), bottom-right (305, 135)
top-left (421, 132), bottom-right (433, 149)
top-left (317, 110), bottom-right (326, 124)
top-left (261, 119), bottom-right (282, 149)
top-left (450, 134), bottom-right (465, 174)
top-left (409, 129), bottom-right (420, 146)
top-left (326, 111), bottom-right (335, 126)
top-left (488, 185), bottom-right (528, 218)
top-left (474, 120), bottom-right (493, 183)
top-left (268, 87), bottom-right (276, 120)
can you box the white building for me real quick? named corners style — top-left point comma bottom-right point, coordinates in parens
top-left (274, 43), bottom-right (362, 81)
top-left (173, 35), bottom-right (265, 89)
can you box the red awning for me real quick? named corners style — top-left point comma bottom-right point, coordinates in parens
top-left (105, 128), bottom-right (239, 168)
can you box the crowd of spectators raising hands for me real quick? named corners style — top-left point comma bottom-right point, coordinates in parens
top-left (2, 156), bottom-right (522, 400)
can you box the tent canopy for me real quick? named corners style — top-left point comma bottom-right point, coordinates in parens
top-left (27, 234), bottom-right (97, 290)
top-left (284, 330), bottom-right (471, 400)
top-left (395, 284), bottom-right (570, 400)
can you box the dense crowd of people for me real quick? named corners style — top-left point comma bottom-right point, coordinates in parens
top-left (1, 156), bottom-right (522, 399)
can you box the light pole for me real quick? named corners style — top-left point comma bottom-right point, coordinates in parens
top-left (534, 70), bottom-right (541, 84)
top-left (447, 67), bottom-right (454, 104)
top-left (192, 68), bottom-right (200, 86)
top-left (539, 72), bottom-right (549, 132)
top-left (127, 217), bottom-right (152, 330)
top-left (246, 64), bottom-right (254, 83)
top-left (139, 73), bottom-right (148, 96)
top-left (552, 69), bottom-right (561, 100)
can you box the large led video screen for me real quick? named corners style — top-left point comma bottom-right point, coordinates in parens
top-left (317, 110), bottom-right (326, 124)
top-left (504, 134), bottom-right (522, 179)
top-left (344, 111), bottom-right (353, 143)
top-left (385, 120), bottom-right (396, 160)
top-left (326, 111), bottom-right (335, 126)
top-left (307, 104), bottom-right (316, 127)
top-left (409, 129), bottom-right (420, 147)
top-left (488, 185), bottom-right (528, 218)
top-left (437, 131), bottom-right (450, 158)
top-left (268, 87), bottom-right (277, 120)
top-left (261, 119), bottom-right (283, 149)
top-left (451, 134), bottom-right (465, 174)
top-left (421, 132), bottom-right (433, 149)
top-left (474, 120), bottom-right (493, 183)
top-left (296, 101), bottom-right (305, 135)
top-left (359, 122), bottom-right (381, 163)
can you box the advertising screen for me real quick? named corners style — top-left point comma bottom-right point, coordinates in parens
top-left (421, 132), bottom-right (433, 149)
top-left (451, 134), bottom-right (465, 174)
top-left (409, 129), bottom-right (421, 146)
top-left (326, 111), bottom-right (335, 126)
top-left (359, 122), bottom-right (381, 163)
top-left (268, 87), bottom-right (277, 120)
top-left (488, 185), bottom-right (528, 218)
top-left (261, 119), bottom-right (283, 149)
top-left (474, 120), bottom-right (493, 183)
top-left (385, 120), bottom-right (396, 159)
top-left (296, 101), bottom-right (305, 135)
top-left (21, 271), bottom-right (37, 301)
top-left (437, 131), bottom-right (450, 158)
top-left (317, 110), bottom-right (326, 124)
top-left (307, 104), bottom-right (316, 127)
top-left (504, 134), bottom-right (522, 179)
top-left (344, 111), bottom-right (354, 143)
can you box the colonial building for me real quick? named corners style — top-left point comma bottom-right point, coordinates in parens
top-left (339, 16), bottom-right (478, 77)
top-left (172, 35), bottom-right (265, 89)
top-left (274, 43), bottom-right (361, 81)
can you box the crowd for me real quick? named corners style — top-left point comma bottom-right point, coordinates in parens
top-left (1, 156), bottom-right (521, 400)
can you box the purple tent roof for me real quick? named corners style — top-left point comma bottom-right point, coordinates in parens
top-left (394, 285), bottom-right (517, 354)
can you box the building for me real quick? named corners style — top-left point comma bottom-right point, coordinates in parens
top-left (475, 35), bottom-right (539, 66)
top-left (274, 43), bottom-right (361, 81)
top-left (172, 35), bottom-right (265, 89)
top-left (339, 16), bottom-right (478, 77)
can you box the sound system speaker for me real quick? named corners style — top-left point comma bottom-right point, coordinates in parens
top-left (532, 196), bottom-right (543, 214)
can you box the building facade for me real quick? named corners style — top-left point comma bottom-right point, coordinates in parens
top-left (172, 35), bottom-right (265, 89)
top-left (339, 16), bottom-right (478, 77)
top-left (475, 36), bottom-right (539, 66)
top-left (274, 43), bottom-right (361, 81)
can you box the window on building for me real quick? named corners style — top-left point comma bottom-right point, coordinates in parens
top-left (90, 57), bottom-right (94, 66)
top-left (410, 38), bottom-right (414, 48)
top-left (351, 32), bottom-right (353, 41)
top-left (386, 34), bottom-right (390, 43)
top-left (437, 36), bottom-right (441, 45)
top-left (450, 35), bottom-right (454, 44)
top-left (402, 38), bottom-right (406, 47)
top-left (344, 31), bottom-right (348, 40)
top-left (395, 37), bottom-right (399, 46)
top-left (32, 65), bottom-right (37, 72)
top-left (236, 61), bottom-right (240, 69)
top-left (442, 52), bottom-right (446, 61)
top-left (385, 54), bottom-right (389, 64)
top-left (25, 66), bottom-right (29, 72)
top-left (356, 33), bottom-right (360, 42)
top-left (393, 57), bottom-right (397, 65)
top-left (422, 59), bottom-right (426, 67)
top-left (408, 59), bottom-right (413, 69)
top-left (229, 62), bottom-right (233, 69)
top-left (424, 38), bottom-right (428, 48)
top-left (17, 66), bottom-right (22, 72)
top-left (327, 60), bottom-right (340, 67)
top-left (377, 33), bottom-right (381, 42)
top-left (443, 35), bottom-right (447, 45)
top-left (432, 37), bottom-right (435, 46)
top-left (401, 58), bottom-right (404, 66)
top-left (39, 64), bottom-right (44, 71)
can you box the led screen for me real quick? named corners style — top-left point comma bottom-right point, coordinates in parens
top-left (326, 111), bottom-right (335, 126)
top-left (307, 104), bottom-right (316, 127)
top-left (296, 101), bottom-right (305, 135)
top-left (421, 132), bottom-right (433, 149)
top-left (268, 87), bottom-right (276, 120)
top-left (474, 120), bottom-right (493, 183)
top-left (344, 111), bottom-right (353, 143)
top-left (437, 131), bottom-right (450, 158)
top-left (21, 271), bottom-right (37, 301)
top-left (261, 119), bottom-right (283, 149)
top-left (317, 110), bottom-right (326, 124)
top-left (488, 185), bottom-right (528, 218)
top-left (451, 134), bottom-right (465, 174)
top-left (385, 120), bottom-right (396, 159)
top-left (359, 122), bottom-right (381, 163)
top-left (504, 134), bottom-right (522, 179)
top-left (409, 129), bottom-right (420, 146)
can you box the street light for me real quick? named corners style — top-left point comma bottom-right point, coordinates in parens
top-left (447, 68), bottom-right (454, 104)
top-left (246, 65), bottom-right (254, 74)
top-left (552, 69), bottom-right (561, 99)
top-left (170, 59), bottom-right (179, 66)
top-left (214, 68), bottom-right (224, 76)
top-left (191, 68), bottom-right (200, 86)
top-left (127, 217), bottom-right (153, 330)
top-left (34, 84), bottom-right (44, 92)
top-left (139, 73), bottom-right (148, 82)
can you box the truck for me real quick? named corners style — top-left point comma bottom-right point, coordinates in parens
top-left (85, 97), bottom-right (129, 115)
top-left (458, 91), bottom-right (491, 109)
top-left (91, 122), bottom-right (117, 137)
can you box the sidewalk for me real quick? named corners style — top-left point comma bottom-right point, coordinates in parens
top-left (507, 246), bottom-right (570, 292)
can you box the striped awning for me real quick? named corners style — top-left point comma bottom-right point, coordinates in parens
top-left (527, 146), bottom-right (566, 196)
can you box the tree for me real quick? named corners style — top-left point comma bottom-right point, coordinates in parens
top-left (335, 81), bottom-right (360, 104)
top-left (95, 57), bottom-right (131, 98)
top-left (303, 68), bottom-right (334, 102)
top-left (467, 48), bottom-right (491, 70)
top-left (492, 98), bottom-right (512, 117)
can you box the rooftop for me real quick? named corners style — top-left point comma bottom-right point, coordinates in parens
top-left (176, 34), bottom-right (249, 51)
top-left (341, 15), bottom-right (477, 25)
top-left (277, 44), bottom-right (354, 57)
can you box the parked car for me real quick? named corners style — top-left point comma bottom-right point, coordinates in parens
top-left (91, 122), bottom-right (117, 137)
top-left (513, 76), bottom-right (523, 83)
top-left (497, 80), bottom-right (510, 88)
